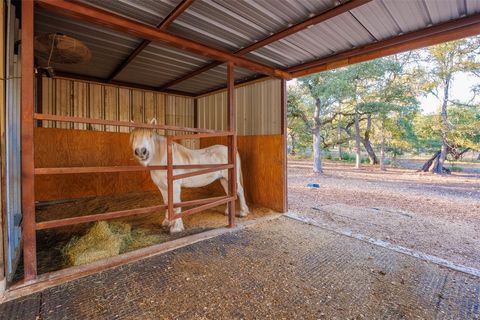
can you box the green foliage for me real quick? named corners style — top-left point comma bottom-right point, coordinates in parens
top-left (448, 165), bottom-right (463, 172)
top-left (286, 36), bottom-right (480, 169)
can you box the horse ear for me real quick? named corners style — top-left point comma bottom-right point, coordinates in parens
top-left (150, 118), bottom-right (157, 125)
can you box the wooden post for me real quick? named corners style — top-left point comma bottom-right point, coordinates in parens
top-left (227, 62), bottom-right (236, 227)
top-left (166, 137), bottom-right (174, 221)
top-left (21, 0), bottom-right (37, 281)
top-left (280, 79), bottom-right (288, 212)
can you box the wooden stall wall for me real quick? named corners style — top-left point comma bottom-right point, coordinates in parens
top-left (35, 77), bottom-right (196, 201)
top-left (197, 78), bottom-right (286, 212)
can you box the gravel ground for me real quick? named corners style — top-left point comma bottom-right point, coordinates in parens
top-left (288, 159), bottom-right (480, 269)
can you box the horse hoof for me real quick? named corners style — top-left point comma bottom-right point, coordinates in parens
top-left (169, 226), bottom-right (184, 234)
top-left (161, 219), bottom-right (170, 228)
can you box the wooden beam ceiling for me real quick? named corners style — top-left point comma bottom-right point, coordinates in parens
top-left (158, 0), bottom-right (372, 90)
top-left (36, 0), bottom-right (292, 79)
top-left (106, 0), bottom-right (195, 82)
top-left (289, 14), bottom-right (480, 78)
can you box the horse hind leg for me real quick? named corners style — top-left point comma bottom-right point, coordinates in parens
top-left (220, 177), bottom-right (249, 217)
top-left (220, 178), bottom-right (229, 215)
top-left (236, 180), bottom-right (249, 217)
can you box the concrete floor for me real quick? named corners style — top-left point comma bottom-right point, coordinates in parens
top-left (1, 216), bottom-right (479, 319)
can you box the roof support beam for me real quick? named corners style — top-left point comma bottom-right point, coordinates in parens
top-left (289, 14), bottom-right (480, 78)
top-left (158, 0), bottom-right (372, 90)
top-left (36, 0), bottom-right (291, 79)
top-left (106, 0), bottom-right (195, 82)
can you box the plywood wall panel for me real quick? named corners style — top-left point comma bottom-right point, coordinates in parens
top-left (200, 135), bottom-right (286, 212)
top-left (34, 127), bottom-right (157, 201)
top-left (35, 129), bottom-right (285, 213)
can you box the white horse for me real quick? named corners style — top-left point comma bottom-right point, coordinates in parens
top-left (130, 119), bottom-right (249, 234)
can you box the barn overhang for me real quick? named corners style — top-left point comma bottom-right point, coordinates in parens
top-left (32, 0), bottom-right (480, 96)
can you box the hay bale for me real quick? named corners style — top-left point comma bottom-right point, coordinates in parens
top-left (62, 221), bottom-right (164, 266)
top-left (63, 221), bottom-right (132, 266)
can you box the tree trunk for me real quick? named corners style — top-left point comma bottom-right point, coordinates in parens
top-left (420, 150), bottom-right (451, 174)
top-left (289, 132), bottom-right (296, 155)
top-left (362, 114), bottom-right (379, 165)
top-left (313, 128), bottom-right (322, 173)
top-left (354, 109), bottom-right (361, 169)
top-left (477, 153), bottom-right (480, 160)
top-left (380, 117), bottom-right (386, 171)
top-left (433, 74), bottom-right (451, 174)
top-left (337, 117), bottom-right (343, 160)
top-left (312, 98), bottom-right (323, 173)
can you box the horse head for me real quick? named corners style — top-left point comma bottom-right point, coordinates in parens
top-left (130, 118), bottom-right (164, 166)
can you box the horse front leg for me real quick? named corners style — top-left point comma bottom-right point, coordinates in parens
top-left (169, 182), bottom-right (185, 234)
top-left (157, 186), bottom-right (171, 229)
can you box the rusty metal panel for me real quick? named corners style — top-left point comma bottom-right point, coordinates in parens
top-left (197, 78), bottom-right (281, 136)
top-left (4, 3), bottom-right (22, 281)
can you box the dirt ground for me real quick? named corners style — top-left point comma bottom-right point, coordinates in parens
top-left (288, 159), bottom-right (480, 269)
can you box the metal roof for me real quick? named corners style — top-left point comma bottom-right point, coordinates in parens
top-left (34, 0), bottom-right (480, 95)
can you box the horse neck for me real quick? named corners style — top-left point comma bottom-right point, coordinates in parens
top-left (151, 133), bottom-right (191, 165)
top-left (151, 133), bottom-right (167, 164)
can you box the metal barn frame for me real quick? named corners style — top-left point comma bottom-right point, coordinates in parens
top-left (9, 0), bottom-right (480, 290)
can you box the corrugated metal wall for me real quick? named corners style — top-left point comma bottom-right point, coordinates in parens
top-left (197, 78), bottom-right (281, 136)
top-left (40, 77), bottom-right (197, 148)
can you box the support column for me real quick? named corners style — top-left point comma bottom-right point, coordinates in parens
top-left (227, 62), bottom-right (237, 227)
top-left (280, 79), bottom-right (288, 212)
top-left (21, 0), bottom-right (37, 281)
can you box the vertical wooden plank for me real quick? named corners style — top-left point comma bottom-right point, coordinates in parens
top-left (118, 87), bottom-right (131, 133)
top-left (104, 86), bottom-right (118, 132)
top-left (166, 95), bottom-right (175, 135)
top-left (280, 79), bottom-right (287, 212)
top-left (21, 0), bottom-right (37, 281)
top-left (144, 91), bottom-right (155, 124)
top-left (73, 81), bottom-right (87, 129)
top-left (156, 92), bottom-right (166, 135)
top-left (88, 83), bottom-right (104, 131)
top-left (132, 89), bottom-right (144, 124)
top-left (41, 77), bottom-right (54, 128)
top-left (227, 62), bottom-right (236, 228)
top-left (55, 78), bottom-right (72, 129)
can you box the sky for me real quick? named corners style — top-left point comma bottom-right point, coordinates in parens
top-left (419, 72), bottom-right (478, 114)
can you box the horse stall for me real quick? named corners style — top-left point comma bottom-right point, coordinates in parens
top-left (29, 76), bottom-right (286, 277)
top-left (0, 0), bottom-right (288, 288)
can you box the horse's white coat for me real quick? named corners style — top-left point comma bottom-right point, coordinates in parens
top-left (130, 122), bottom-right (249, 233)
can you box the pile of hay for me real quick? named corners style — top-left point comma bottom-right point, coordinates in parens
top-left (62, 221), bottom-right (163, 266)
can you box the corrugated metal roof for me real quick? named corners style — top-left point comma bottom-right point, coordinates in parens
top-left (35, 8), bottom-right (142, 79)
top-left (34, 0), bottom-right (480, 95)
top-left (114, 42), bottom-right (212, 87)
top-left (169, 65), bottom-right (257, 94)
